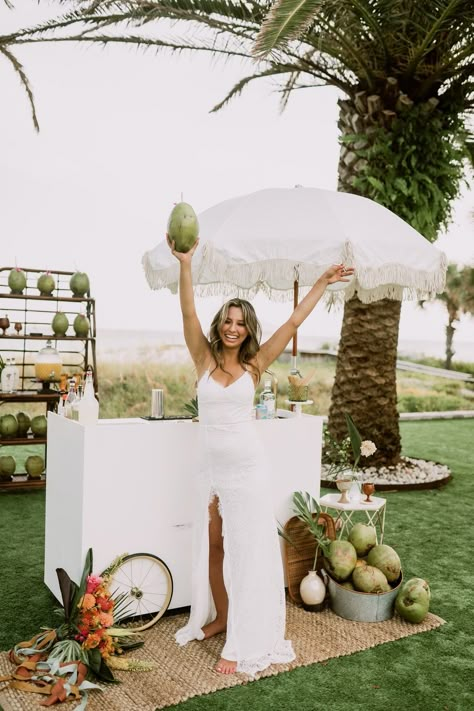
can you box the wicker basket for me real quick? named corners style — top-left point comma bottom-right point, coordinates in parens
top-left (283, 512), bottom-right (336, 604)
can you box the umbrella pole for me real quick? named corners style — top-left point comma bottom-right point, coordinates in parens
top-left (292, 280), bottom-right (298, 371)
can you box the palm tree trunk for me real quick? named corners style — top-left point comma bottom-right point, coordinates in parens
top-left (445, 320), bottom-right (456, 369)
top-left (328, 297), bottom-right (401, 467)
top-left (328, 88), bottom-right (405, 466)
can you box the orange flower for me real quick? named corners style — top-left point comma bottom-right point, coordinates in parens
top-left (99, 612), bottom-right (114, 628)
top-left (83, 632), bottom-right (102, 649)
top-left (98, 635), bottom-right (115, 658)
top-left (79, 593), bottom-right (96, 611)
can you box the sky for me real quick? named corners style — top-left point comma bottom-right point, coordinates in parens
top-left (1, 3), bottom-right (473, 358)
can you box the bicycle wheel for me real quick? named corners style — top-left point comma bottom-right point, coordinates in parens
top-left (106, 553), bottom-right (173, 631)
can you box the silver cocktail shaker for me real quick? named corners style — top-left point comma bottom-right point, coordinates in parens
top-left (151, 389), bottom-right (164, 419)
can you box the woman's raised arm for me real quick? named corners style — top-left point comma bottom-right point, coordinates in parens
top-left (257, 264), bottom-right (354, 373)
top-left (167, 236), bottom-right (210, 369)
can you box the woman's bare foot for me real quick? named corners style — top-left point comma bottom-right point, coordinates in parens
top-left (215, 657), bottom-right (237, 674)
top-left (201, 618), bottom-right (226, 640)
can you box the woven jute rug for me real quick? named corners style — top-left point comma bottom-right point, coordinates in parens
top-left (0, 602), bottom-right (445, 711)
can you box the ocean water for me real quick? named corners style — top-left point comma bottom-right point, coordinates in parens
top-left (97, 329), bottom-right (474, 364)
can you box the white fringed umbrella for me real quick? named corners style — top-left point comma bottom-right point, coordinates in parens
top-left (143, 186), bottom-right (447, 357)
top-left (143, 186), bottom-right (446, 301)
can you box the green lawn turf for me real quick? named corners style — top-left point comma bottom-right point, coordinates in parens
top-left (0, 420), bottom-right (473, 710)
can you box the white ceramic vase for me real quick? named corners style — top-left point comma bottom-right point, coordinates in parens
top-left (299, 570), bottom-right (326, 610)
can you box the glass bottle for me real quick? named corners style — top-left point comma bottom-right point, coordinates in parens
top-left (259, 378), bottom-right (276, 419)
top-left (71, 384), bottom-right (83, 421)
top-left (1, 358), bottom-right (14, 393)
top-left (78, 369), bottom-right (99, 425)
top-left (10, 357), bottom-right (20, 391)
top-left (64, 379), bottom-right (76, 419)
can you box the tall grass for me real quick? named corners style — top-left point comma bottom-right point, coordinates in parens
top-left (96, 351), bottom-right (474, 419)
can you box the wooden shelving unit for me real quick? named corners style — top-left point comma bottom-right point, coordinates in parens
top-left (0, 266), bottom-right (97, 490)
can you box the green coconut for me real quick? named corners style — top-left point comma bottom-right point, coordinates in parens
top-left (73, 314), bottom-right (90, 337)
top-left (0, 414), bottom-right (19, 438)
top-left (367, 544), bottom-right (402, 583)
top-left (167, 202), bottom-right (199, 253)
top-left (37, 272), bottom-right (56, 296)
top-left (348, 523), bottom-right (377, 557)
top-left (8, 268), bottom-right (26, 294)
top-left (16, 412), bottom-right (31, 437)
top-left (25, 455), bottom-right (45, 479)
top-left (70, 272), bottom-right (90, 298)
top-left (352, 565), bottom-right (391, 593)
top-left (341, 581), bottom-right (355, 590)
top-left (31, 415), bottom-right (47, 438)
top-left (395, 578), bottom-right (430, 623)
top-left (0, 455), bottom-right (16, 479)
top-left (324, 540), bottom-right (357, 582)
top-left (52, 312), bottom-right (69, 336)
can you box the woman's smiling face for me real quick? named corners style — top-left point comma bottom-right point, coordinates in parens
top-left (219, 306), bottom-right (249, 349)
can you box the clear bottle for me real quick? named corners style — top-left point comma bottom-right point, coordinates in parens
top-left (57, 392), bottom-right (67, 417)
top-left (71, 384), bottom-right (83, 421)
top-left (78, 369), bottom-right (99, 425)
top-left (259, 378), bottom-right (276, 419)
top-left (64, 379), bottom-right (76, 419)
top-left (1, 358), bottom-right (14, 393)
top-left (10, 357), bottom-right (20, 391)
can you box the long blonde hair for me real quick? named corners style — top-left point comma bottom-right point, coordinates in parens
top-left (208, 299), bottom-right (261, 381)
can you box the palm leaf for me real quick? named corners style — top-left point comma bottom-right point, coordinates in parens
top-left (71, 548), bottom-right (93, 611)
top-left (344, 412), bottom-right (362, 463)
top-left (254, 0), bottom-right (323, 57)
top-left (0, 44), bottom-right (39, 131)
top-left (56, 568), bottom-right (78, 621)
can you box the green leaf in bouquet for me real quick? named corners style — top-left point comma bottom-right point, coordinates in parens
top-left (71, 548), bottom-right (93, 611)
top-left (117, 638), bottom-right (145, 652)
top-left (344, 413), bottom-right (362, 466)
top-left (87, 647), bottom-right (102, 676)
top-left (97, 657), bottom-right (119, 684)
top-left (56, 567), bottom-right (78, 621)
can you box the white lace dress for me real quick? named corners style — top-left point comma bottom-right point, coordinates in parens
top-left (175, 370), bottom-right (295, 676)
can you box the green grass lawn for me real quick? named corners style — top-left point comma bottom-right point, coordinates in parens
top-left (0, 420), bottom-right (473, 710)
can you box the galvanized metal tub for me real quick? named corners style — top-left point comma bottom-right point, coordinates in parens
top-left (322, 570), bottom-right (402, 622)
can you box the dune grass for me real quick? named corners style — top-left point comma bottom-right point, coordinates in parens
top-left (94, 354), bottom-right (474, 420)
top-left (0, 419), bottom-right (473, 710)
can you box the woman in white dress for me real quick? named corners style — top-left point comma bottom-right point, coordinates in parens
top-left (169, 235), bottom-right (353, 676)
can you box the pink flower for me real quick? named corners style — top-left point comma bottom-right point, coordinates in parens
top-left (86, 575), bottom-right (104, 594)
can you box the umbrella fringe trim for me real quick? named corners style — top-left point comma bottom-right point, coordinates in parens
top-left (142, 243), bottom-right (447, 303)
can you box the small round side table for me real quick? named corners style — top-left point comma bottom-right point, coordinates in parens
top-left (318, 492), bottom-right (386, 543)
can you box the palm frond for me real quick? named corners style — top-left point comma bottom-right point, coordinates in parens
top-left (210, 65), bottom-right (295, 112)
top-left (0, 44), bottom-right (39, 131)
top-left (254, 0), bottom-right (322, 57)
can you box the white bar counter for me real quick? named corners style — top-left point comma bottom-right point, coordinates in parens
top-left (45, 411), bottom-right (322, 608)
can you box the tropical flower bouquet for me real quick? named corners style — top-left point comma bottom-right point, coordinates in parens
top-left (323, 413), bottom-right (377, 485)
top-left (4, 549), bottom-right (152, 708)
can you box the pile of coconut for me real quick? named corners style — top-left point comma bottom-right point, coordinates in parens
top-left (324, 523), bottom-right (430, 623)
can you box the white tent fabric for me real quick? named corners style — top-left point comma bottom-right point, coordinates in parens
top-left (143, 187), bottom-right (447, 303)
